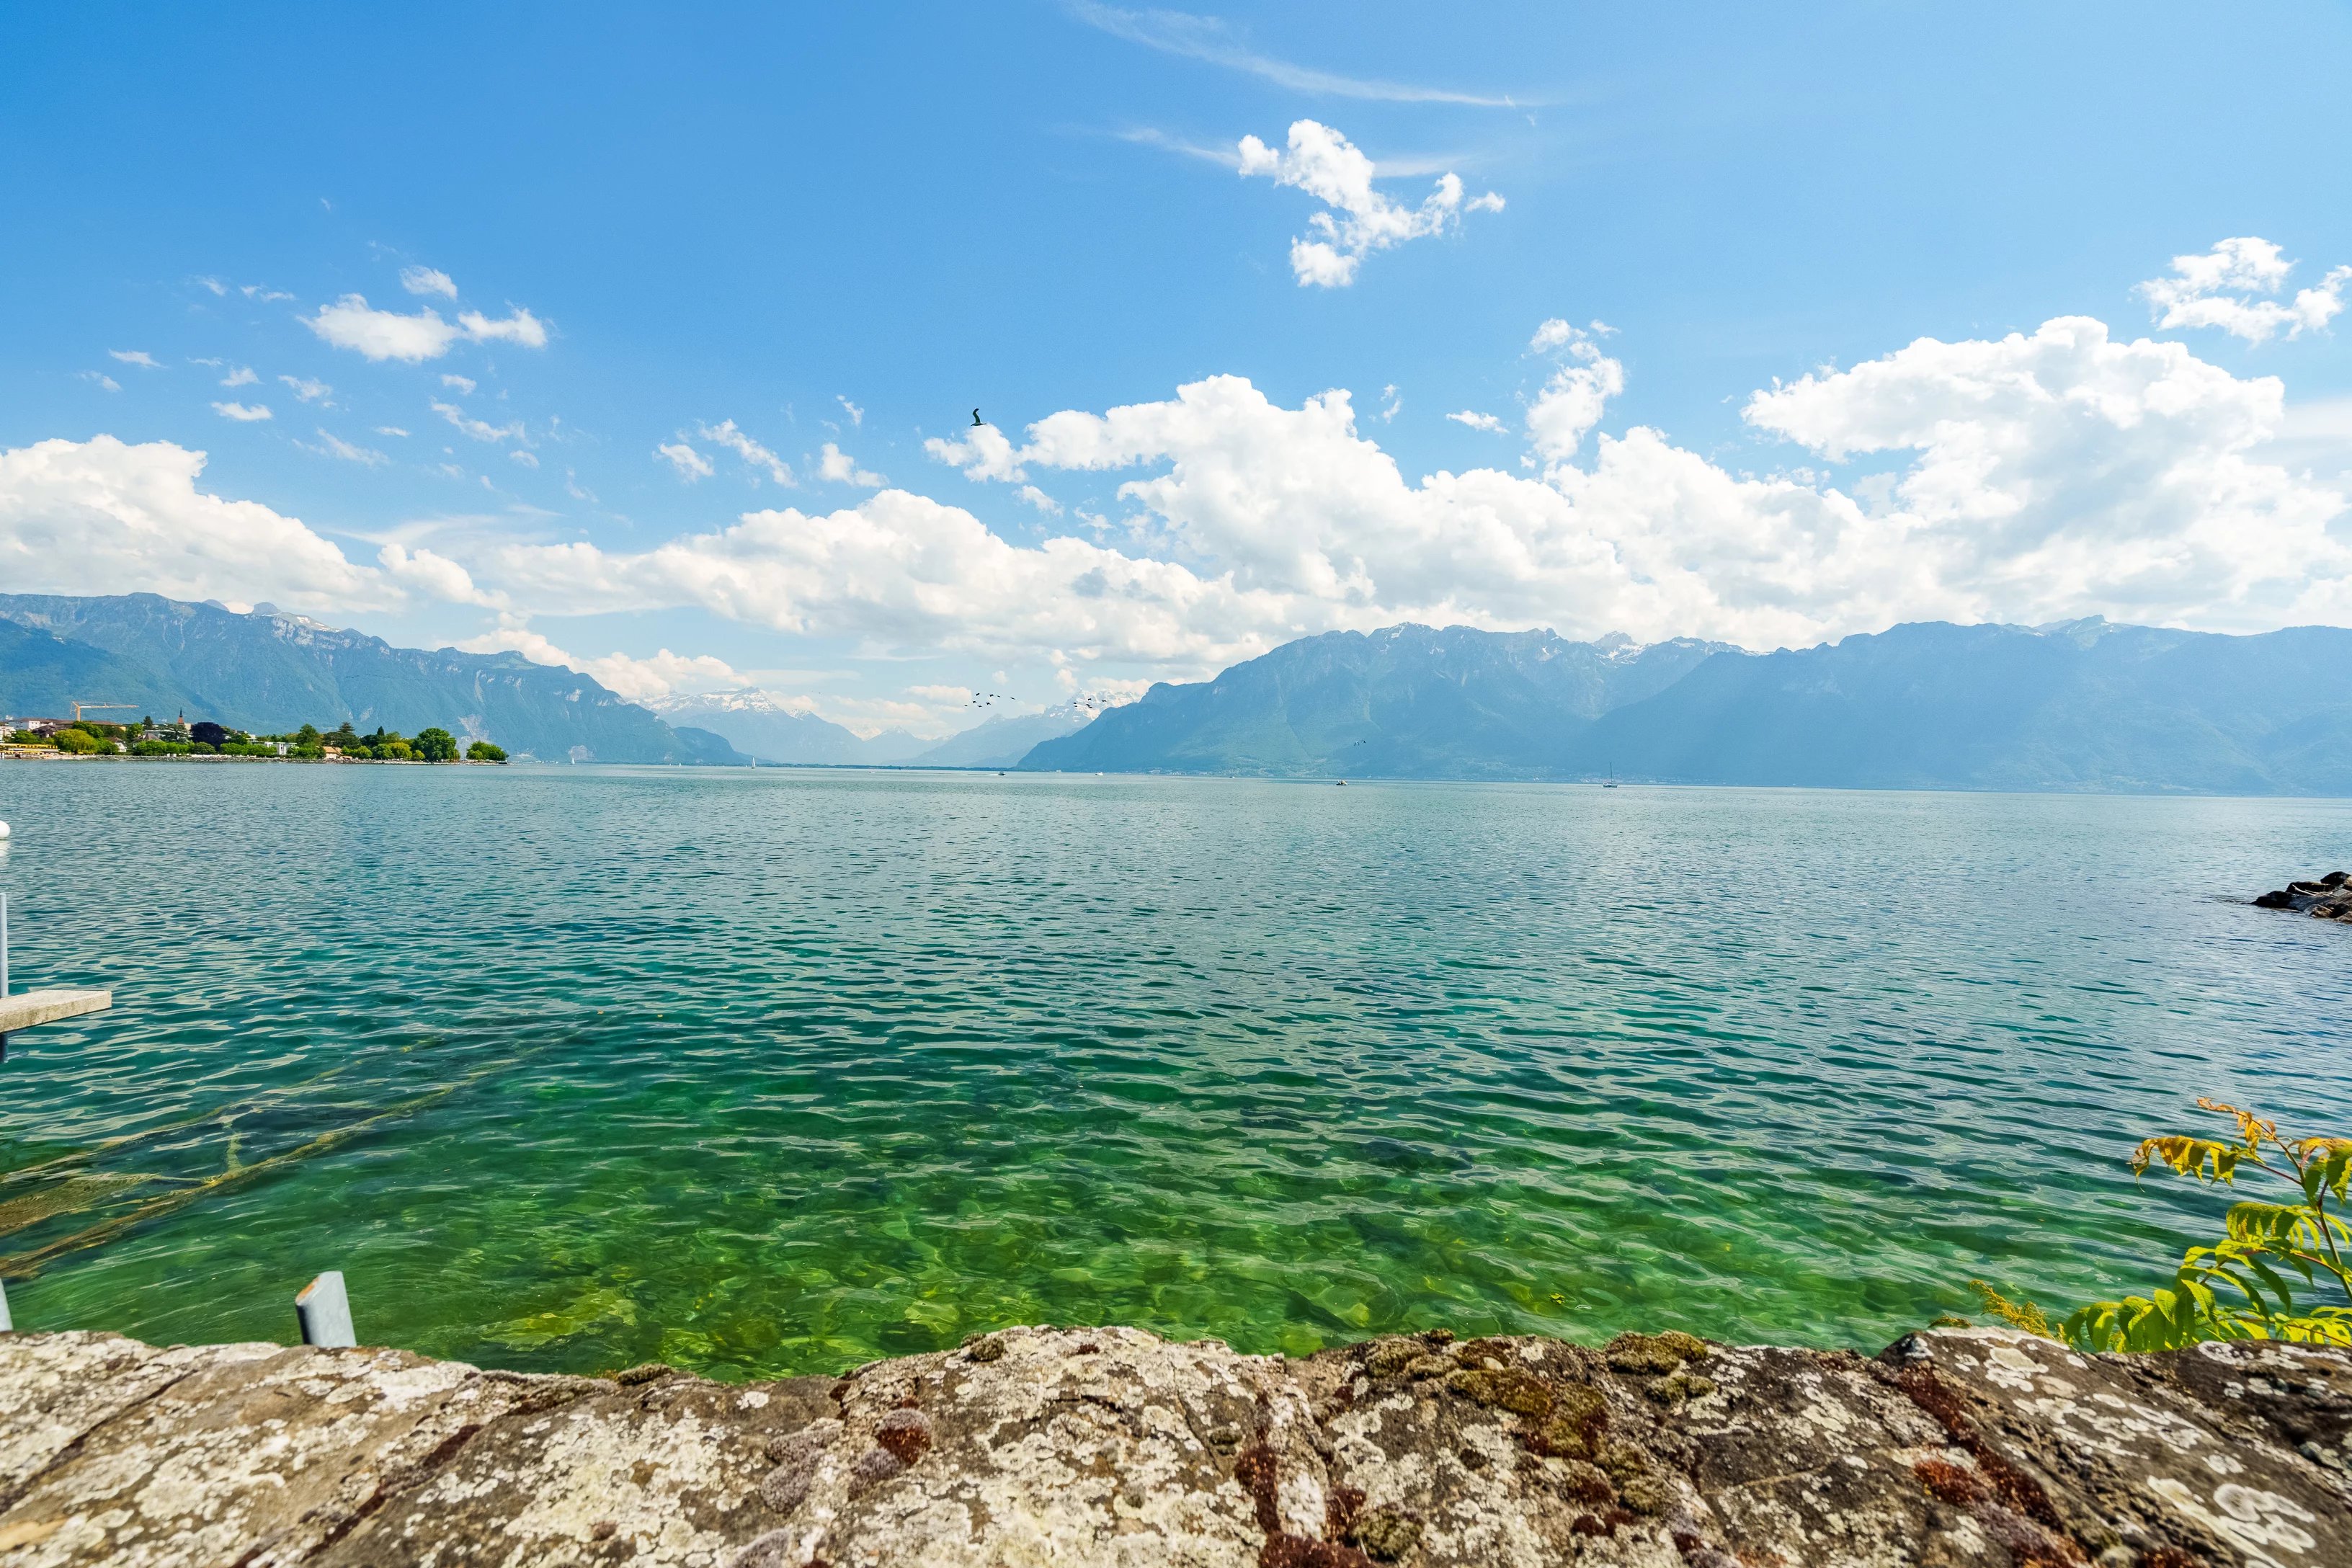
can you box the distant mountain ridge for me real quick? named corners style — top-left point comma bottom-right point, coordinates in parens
top-left (645, 687), bottom-right (927, 766)
top-left (0, 593), bottom-right (752, 765)
top-left (1021, 618), bottom-right (2352, 795)
top-left (1023, 625), bottom-right (1732, 778)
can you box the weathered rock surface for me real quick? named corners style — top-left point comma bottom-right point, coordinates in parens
top-left (1, 1323), bottom-right (2348, 1566)
top-left (2250, 870), bottom-right (2352, 921)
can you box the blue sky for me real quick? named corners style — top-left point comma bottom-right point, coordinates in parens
top-left (5, 2), bottom-right (2351, 734)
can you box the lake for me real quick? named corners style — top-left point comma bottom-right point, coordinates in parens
top-left (1, 762), bottom-right (2347, 1378)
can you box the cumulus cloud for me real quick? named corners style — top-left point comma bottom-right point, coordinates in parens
top-left (459, 307), bottom-right (548, 347)
top-left (378, 542), bottom-right (499, 605)
top-left (1237, 120), bottom-right (1502, 287)
top-left (441, 374), bottom-right (477, 393)
top-left (280, 374), bottom-right (332, 404)
top-left (305, 294), bottom-right (549, 361)
top-left (401, 265), bottom-right (459, 299)
top-left (1523, 320), bottom-right (1625, 461)
top-left (212, 401), bottom-right (272, 422)
top-left (0, 436), bottom-right (383, 610)
top-left (457, 623), bottom-right (747, 701)
top-left (656, 442), bottom-right (714, 481)
top-left (1015, 484), bottom-right (1064, 514)
top-left (2139, 237), bottom-right (2350, 344)
top-left (15, 271), bottom-right (2348, 685)
top-left (1447, 410), bottom-right (1507, 433)
top-left (819, 442), bottom-right (884, 487)
top-left (109, 349), bottom-right (161, 368)
top-left (696, 419), bottom-right (793, 485)
top-left (220, 367), bottom-right (259, 388)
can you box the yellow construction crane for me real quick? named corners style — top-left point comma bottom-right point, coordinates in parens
top-left (69, 703), bottom-right (136, 723)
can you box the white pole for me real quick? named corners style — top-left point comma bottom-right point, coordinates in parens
top-left (295, 1271), bottom-right (357, 1348)
top-left (0, 1278), bottom-right (12, 1332)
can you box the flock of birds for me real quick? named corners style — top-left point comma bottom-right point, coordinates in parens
top-left (962, 690), bottom-right (1126, 714)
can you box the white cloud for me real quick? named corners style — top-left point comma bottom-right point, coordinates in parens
top-left (195, 277), bottom-right (228, 296)
top-left (307, 295), bottom-right (464, 361)
top-left (0, 436), bottom-right (385, 612)
top-left (432, 399), bottom-right (524, 443)
top-left (378, 543), bottom-right (498, 605)
top-left (509, 450), bottom-right (539, 468)
top-left (109, 349), bottom-right (161, 368)
top-left (2138, 237), bottom-right (2350, 344)
top-left (1523, 321), bottom-right (1625, 461)
top-left (375, 425), bottom-right (409, 437)
top-left (1379, 384), bottom-right (1401, 422)
top-left (1237, 120), bottom-right (1502, 287)
top-left (280, 374), bottom-right (332, 404)
top-left (401, 265), bottom-right (459, 299)
top-left (14, 289), bottom-right (2348, 687)
top-left (923, 421), bottom-right (1025, 481)
top-left (1015, 484), bottom-right (1064, 514)
top-left (656, 442), bottom-right (714, 481)
top-left (837, 395), bottom-right (864, 426)
top-left (78, 371), bottom-right (120, 392)
top-left (220, 366), bottom-right (259, 388)
top-left (212, 401), bottom-right (273, 422)
top-left (565, 468), bottom-right (597, 502)
top-left (458, 307), bottom-right (548, 348)
top-left (242, 284), bottom-right (295, 303)
top-left (441, 374), bottom-right (477, 393)
top-left (305, 294), bottom-right (548, 361)
top-left (457, 623), bottom-right (747, 701)
top-left (1072, 3), bottom-right (1518, 105)
top-left (819, 442), bottom-right (884, 487)
top-left (1447, 410), bottom-right (1507, 433)
top-left (697, 419), bottom-right (794, 485)
top-left (299, 429), bottom-right (388, 466)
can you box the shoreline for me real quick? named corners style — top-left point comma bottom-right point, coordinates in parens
top-left (3, 1322), bottom-right (2346, 1565)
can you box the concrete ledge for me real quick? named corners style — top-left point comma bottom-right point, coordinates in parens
top-left (0, 1324), bottom-right (2346, 1564)
top-left (0, 990), bottom-right (109, 1034)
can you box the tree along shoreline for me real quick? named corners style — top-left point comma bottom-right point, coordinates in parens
top-left (3, 717), bottom-right (507, 764)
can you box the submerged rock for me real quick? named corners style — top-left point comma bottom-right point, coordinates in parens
top-left (0, 1323), bottom-right (2348, 1564)
top-left (2252, 870), bottom-right (2352, 920)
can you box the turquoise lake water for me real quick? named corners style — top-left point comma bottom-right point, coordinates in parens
top-left (1, 763), bottom-right (2347, 1378)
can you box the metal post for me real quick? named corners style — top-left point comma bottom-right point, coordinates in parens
top-left (295, 1271), bottom-right (357, 1348)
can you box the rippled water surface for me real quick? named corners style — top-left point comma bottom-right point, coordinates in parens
top-left (2, 763), bottom-right (2348, 1377)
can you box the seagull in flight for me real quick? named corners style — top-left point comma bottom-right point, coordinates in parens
top-left (971, 409), bottom-right (985, 427)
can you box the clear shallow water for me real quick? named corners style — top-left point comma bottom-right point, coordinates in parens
top-left (1, 763), bottom-right (2348, 1379)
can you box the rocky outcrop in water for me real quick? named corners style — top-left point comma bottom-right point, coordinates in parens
top-left (2, 1323), bottom-right (2348, 1566)
top-left (2252, 871), bottom-right (2352, 921)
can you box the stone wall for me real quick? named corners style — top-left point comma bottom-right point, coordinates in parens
top-left (1, 1322), bottom-right (2346, 1566)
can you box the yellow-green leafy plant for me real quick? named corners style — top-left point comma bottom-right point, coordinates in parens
top-left (2056, 1099), bottom-right (2352, 1352)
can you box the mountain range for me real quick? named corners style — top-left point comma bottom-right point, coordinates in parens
top-left (10, 594), bottom-right (2351, 793)
top-left (0, 593), bottom-right (752, 765)
top-left (1023, 618), bottom-right (2352, 796)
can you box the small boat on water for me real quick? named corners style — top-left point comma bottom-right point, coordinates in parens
top-left (1603, 762), bottom-right (1618, 788)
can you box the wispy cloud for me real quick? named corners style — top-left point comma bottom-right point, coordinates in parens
top-left (401, 265), bottom-right (459, 299)
top-left (110, 349), bottom-right (162, 368)
top-left (1072, 3), bottom-right (1522, 107)
top-left (280, 374), bottom-right (332, 404)
top-left (432, 399), bottom-right (525, 443)
top-left (212, 401), bottom-right (272, 422)
top-left (298, 428), bottom-right (388, 466)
